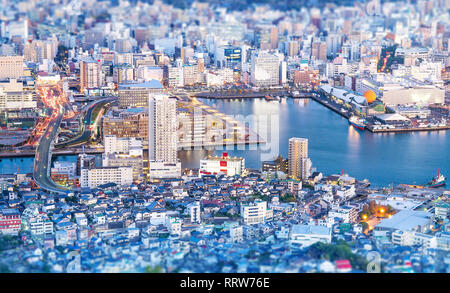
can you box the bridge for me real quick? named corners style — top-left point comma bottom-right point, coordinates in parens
top-left (33, 105), bottom-right (71, 194)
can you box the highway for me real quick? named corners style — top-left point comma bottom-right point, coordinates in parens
top-left (33, 105), bottom-right (70, 193)
top-left (56, 97), bottom-right (116, 148)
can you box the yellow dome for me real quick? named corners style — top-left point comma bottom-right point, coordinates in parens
top-left (364, 90), bottom-right (376, 104)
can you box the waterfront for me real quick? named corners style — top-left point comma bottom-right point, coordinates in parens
top-left (1, 97), bottom-right (448, 187)
top-left (181, 98), bottom-right (449, 187)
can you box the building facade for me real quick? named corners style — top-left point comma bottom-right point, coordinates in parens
top-left (148, 94), bottom-right (181, 179)
top-left (288, 137), bottom-right (312, 180)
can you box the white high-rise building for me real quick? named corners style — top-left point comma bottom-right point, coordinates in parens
top-left (250, 51), bottom-right (280, 87)
top-left (102, 135), bottom-right (144, 182)
top-left (148, 94), bottom-right (181, 179)
top-left (104, 135), bottom-right (142, 156)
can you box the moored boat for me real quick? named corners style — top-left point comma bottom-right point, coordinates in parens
top-left (425, 169), bottom-right (446, 188)
top-left (349, 116), bottom-right (365, 130)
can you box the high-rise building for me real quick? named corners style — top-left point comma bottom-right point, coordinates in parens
top-left (270, 27), bottom-right (279, 49)
top-left (183, 64), bottom-right (200, 86)
top-left (326, 33), bottom-right (342, 59)
top-left (102, 108), bottom-right (149, 140)
top-left (148, 94), bottom-right (181, 179)
top-left (312, 41), bottom-right (327, 61)
top-left (254, 25), bottom-right (277, 50)
top-left (0, 56), bottom-right (24, 79)
top-left (102, 135), bottom-right (144, 182)
top-left (250, 51), bottom-right (280, 87)
top-left (288, 137), bottom-right (312, 180)
top-left (80, 57), bottom-right (101, 92)
top-left (167, 66), bottom-right (184, 88)
top-left (287, 41), bottom-right (299, 57)
top-left (118, 80), bottom-right (164, 108)
top-left (215, 46), bottom-right (242, 71)
top-left (0, 79), bottom-right (36, 110)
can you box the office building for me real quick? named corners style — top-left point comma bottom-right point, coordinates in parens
top-left (262, 155), bottom-right (289, 174)
top-left (250, 51), bottom-right (280, 87)
top-left (0, 56), bottom-right (23, 79)
top-left (79, 166), bottom-right (133, 188)
top-left (118, 80), bottom-right (164, 108)
top-left (240, 200), bottom-right (273, 225)
top-left (102, 108), bottom-right (149, 140)
top-left (312, 41), bottom-right (327, 61)
top-left (215, 46), bottom-right (242, 71)
top-left (102, 135), bottom-right (144, 182)
top-left (0, 79), bottom-right (36, 110)
top-left (200, 152), bottom-right (245, 176)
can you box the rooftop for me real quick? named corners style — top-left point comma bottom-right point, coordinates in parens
top-left (291, 224), bottom-right (331, 236)
top-left (118, 79), bottom-right (163, 89)
top-left (377, 210), bottom-right (432, 231)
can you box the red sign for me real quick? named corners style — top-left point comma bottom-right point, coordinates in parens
top-left (220, 161), bottom-right (227, 167)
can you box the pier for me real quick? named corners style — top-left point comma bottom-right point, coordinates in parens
top-left (194, 89), bottom-right (314, 99)
top-left (366, 125), bottom-right (450, 133)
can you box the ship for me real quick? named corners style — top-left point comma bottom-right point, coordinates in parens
top-left (425, 169), bottom-right (446, 188)
top-left (348, 116), bottom-right (365, 130)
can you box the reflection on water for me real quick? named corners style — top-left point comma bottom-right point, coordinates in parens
top-left (180, 98), bottom-right (450, 187)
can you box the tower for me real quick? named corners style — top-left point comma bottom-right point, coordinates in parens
top-left (148, 94), bottom-right (181, 179)
top-left (288, 137), bottom-right (312, 180)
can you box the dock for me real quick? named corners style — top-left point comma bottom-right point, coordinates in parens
top-left (309, 94), bottom-right (351, 119)
top-left (366, 125), bottom-right (450, 133)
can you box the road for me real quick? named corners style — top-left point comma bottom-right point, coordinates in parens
top-left (56, 97), bottom-right (116, 148)
top-left (33, 105), bottom-right (69, 193)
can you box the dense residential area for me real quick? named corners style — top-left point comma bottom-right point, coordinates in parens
top-left (1, 167), bottom-right (449, 272)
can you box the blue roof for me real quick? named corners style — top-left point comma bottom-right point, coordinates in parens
top-left (118, 79), bottom-right (163, 89)
top-left (126, 107), bottom-right (146, 113)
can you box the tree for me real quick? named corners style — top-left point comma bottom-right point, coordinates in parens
top-left (145, 265), bottom-right (163, 273)
top-left (306, 242), bottom-right (368, 271)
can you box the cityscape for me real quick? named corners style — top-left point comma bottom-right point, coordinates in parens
top-left (0, 0), bottom-right (449, 276)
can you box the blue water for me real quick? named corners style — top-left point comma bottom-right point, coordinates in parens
top-left (0, 156), bottom-right (80, 175)
top-left (180, 98), bottom-right (449, 187)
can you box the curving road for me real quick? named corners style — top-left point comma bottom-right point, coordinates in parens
top-left (33, 105), bottom-right (70, 193)
top-left (56, 97), bottom-right (116, 149)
